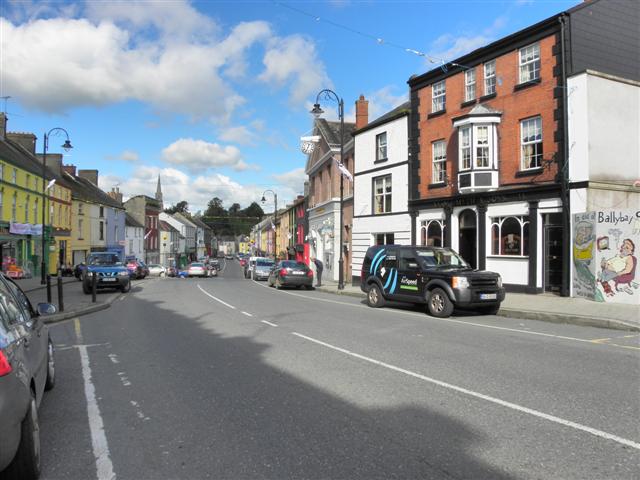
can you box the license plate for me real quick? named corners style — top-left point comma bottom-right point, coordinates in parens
top-left (292, 271), bottom-right (304, 275)
top-left (480, 293), bottom-right (497, 300)
top-left (101, 278), bottom-right (116, 282)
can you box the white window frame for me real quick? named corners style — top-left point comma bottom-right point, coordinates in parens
top-left (519, 43), bottom-right (540, 83)
top-left (455, 122), bottom-right (499, 171)
top-left (376, 132), bottom-right (388, 161)
top-left (33, 198), bottom-right (38, 223)
top-left (431, 80), bottom-right (446, 113)
top-left (464, 69), bottom-right (476, 102)
top-left (490, 216), bottom-right (530, 257)
top-left (373, 174), bottom-right (392, 214)
top-left (432, 140), bottom-right (447, 183)
top-left (11, 168), bottom-right (17, 184)
top-left (24, 195), bottom-right (29, 223)
top-left (11, 193), bottom-right (17, 222)
top-left (459, 126), bottom-right (472, 170)
top-left (484, 60), bottom-right (496, 96)
top-left (520, 116), bottom-right (543, 170)
top-left (475, 126), bottom-right (490, 168)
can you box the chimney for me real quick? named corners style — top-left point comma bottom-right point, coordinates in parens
top-left (63, 164), bottom-right (77, 176)
top-left (44, 153), bottom-right (63, 176)
top-left (107, 187), bottom-right (123, 204)
top-left (0, 113), bottom-right (6, 141)
top-left (7, 132), bottom-right (37, 154)
top-left (355, 95), bottom-right (369, 130)
top-left (78, 169), bottom-right (98, 186)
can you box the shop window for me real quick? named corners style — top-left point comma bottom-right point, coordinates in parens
top-left (420, 220), bottom-right (445, 246)
top-left (375, 233), bottom-right (394, 245)
top-left (490, 216), bottom-right (530, 256)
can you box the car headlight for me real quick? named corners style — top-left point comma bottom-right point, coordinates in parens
top-left (451, 276), bottom-right (469, 289)
top-left (117, 271), bottom-right (129, 277)
top-left (496, 275), bottom-right (502, 288)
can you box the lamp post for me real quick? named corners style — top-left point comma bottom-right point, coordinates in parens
top-left (40, 128), bottom-right (73, 284)
top-left (311, 89), bottom-right (345, 290)
top-left (261, 190), bottom-right (278, 260)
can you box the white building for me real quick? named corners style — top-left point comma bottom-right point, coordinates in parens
top-left (351, 102), bottom-right (412, 285)
top-left (124, 213), bottom-right (144, 260)
top-left (160, 212), bottom-right (197, 261)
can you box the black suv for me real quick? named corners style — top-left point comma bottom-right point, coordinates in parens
top-left (360, 245), bottom-right (505, 317)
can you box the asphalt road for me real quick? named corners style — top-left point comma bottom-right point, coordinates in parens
top-left (40, 260), bottom-right (640, 479)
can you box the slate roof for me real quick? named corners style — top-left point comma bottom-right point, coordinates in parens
top-left (353, 101), bottom-right (411, 136)
top-left (190, 216), bottom-right (212, 231)
top-left (315, 118), bottom-right (356, 147)
top-left (125, 213), bottom-right (144, 228)
top-left (0, 136), bottom-right (58, 179)
top-left (61, 171), bottom-right (124, 209)
top-left (159, 220), bottom-right (180, 233)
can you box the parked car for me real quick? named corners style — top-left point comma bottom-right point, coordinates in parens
top-left (73, 262), bottom-right (86, 281)
top-left (207, 265), bottom-right (218, 277)
top-left (166, 266), bottom-right (178, 277)
top-left (126, 259), bottom-right (149, 279)
top-left (82, 252), bottom-right (131, 294)
top-left (253, 258), bottom-right (275, 281)
top-left (268, 260), bottom-right (314, 289)
top-left (147, 264), bottom-right (167, 277)
top-left (187, 262), bottom-right (208, 278)
top-left (0, 273), bottom-right (58, 480)
top-left (360, 245), bottom-right (504, 318)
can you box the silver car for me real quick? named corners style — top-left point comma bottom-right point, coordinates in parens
top-left (187, 262), bottom-right (208, 278)
top-left (253, 259), bottom-right (275, 281)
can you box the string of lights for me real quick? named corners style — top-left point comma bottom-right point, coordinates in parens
top-left (272, 0), bottom-right (472, 72)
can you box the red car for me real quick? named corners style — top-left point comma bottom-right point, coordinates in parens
top-left (126, 259), bottom-right (149, 279)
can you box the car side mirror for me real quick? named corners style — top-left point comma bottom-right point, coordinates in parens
top-left (37, 303), bottom-right (58, 316)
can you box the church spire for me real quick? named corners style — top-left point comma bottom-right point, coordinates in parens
top-left (155, 174), bottom-right (163, 208)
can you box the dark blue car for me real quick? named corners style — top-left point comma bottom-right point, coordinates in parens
top-left (82, 252), bottom-right (131, 294)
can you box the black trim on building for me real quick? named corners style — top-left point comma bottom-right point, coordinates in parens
top-left (353, 161), bottom-right (409, 177)
top-left (527, 200), bottom-right (539, 293)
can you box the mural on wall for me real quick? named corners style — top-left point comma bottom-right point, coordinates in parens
top-left (573, 210), bottom-right (640, 304)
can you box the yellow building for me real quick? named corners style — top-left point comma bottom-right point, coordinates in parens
top-left (43, 154), bottom-right (73, 274)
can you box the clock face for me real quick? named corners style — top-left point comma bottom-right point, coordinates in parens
top-left (301, 141), bottom-right (315, 154)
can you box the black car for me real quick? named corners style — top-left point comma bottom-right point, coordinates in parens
top-left (268, 260), bottom-right (314, 289)
top-left (360, 245), bottom-right (505, 318)
top-left (0, 274), bottom-right (57, 480)
top-left (82, 252), bottom-right (131, 294)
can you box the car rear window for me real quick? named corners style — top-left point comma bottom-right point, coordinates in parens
top-left (257, 260), bottom-right (274, 267)
top-left (190, 263), bottom-right (204, 267)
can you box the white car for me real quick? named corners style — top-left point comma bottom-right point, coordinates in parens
top-left (187, 262), bottom-right (208, 278)
top-left (147, 264), bottom-right (167, 277)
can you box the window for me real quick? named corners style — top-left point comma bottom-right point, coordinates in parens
top-left (519, 43), bottom-right (540, 83)
top-left (99, 206), bottom-right (104, 218)
top-left (11, 193), bottom-right (16, 222)
top-left (0, 278), bottom-right (28, 324)
top-left (99, 221), bottom-right (104, 240)
top-left (12, 168), bottom-right (17, 184)
top-left (432, 140), bottom-right (447, 183)
top-left (78, 203), bottom-right (84, 215)
top-left (24, 196), bottom-right (29, 223)
top-left (129, 239), bottom-right (133, 253)
top-left (484, 60), bottom-right (496, 96)
top-left (475, 126), bottom-right (490, 168)
top-left (78, 219), bottom-right (83, 239)
top-left (460, 127), bottom-right (471, 170)
top-left (457, 124), bottom-right (497, 171)
top-left (376, 132), bottom-right (388, 161)
top-left (375, 233), bottom-right (394, 245)
top-left (491, 216), bottom-right (529, 256)
top-left (420, 220), bottom-right (445, 247)
top-left (373, 175), bottom-right (392, 214)
top-left (432, 80), bottom-right (446, 112)
top-left (464, 69), bottom-right (476, 102)
top-left (33, 198), bottom-right (38, 223)
top-left (114, 226), bottom-right (118, 242)
top-left (0, 188), bottom-right (3, 215)
top-left (0, 164), bottom-right (3, 181)
top-left (26, 175), bottom-right (31, 190)
top-left (521, 117), bottom-right (543, 169)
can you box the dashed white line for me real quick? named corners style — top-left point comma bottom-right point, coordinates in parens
top-left (291, 331), bottom-right (640, 451)
top-left (241, 311), bottom-right (253, 317)
top-left (261, 320), bottom-right (278, 327)
top-left (197, 284), bottom-right (236, 309)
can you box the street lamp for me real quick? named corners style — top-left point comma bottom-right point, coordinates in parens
top-left (311, 89), bottom-right (345, 290)
top-left (41, 128), bottom-right (72, 284)
top-left (261, 190), bottom-right (278, 260)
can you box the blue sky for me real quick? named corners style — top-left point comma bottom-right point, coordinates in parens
top-left (1, 0), bottom-right (577, 214)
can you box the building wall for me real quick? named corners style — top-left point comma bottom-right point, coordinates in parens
top-left (125, 225), bottom-right (144, 259)
top-left (70, 199), bottom-right (92, 265)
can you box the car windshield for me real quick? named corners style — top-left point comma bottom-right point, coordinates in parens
top-left (257, 260), bottom-right (274, 267)
top-left (416, 248), bottom-right (469, 268)
top-left (88, 254), bottom-right (122, 266)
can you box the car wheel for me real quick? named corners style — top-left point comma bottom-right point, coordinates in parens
top-left (45, 338), bottom-right (55, 391)
top-left (82, 282), bottom-right (91, 295)
top-left (367, 284), bottom-right (386, 308)
top-left (4, 390), bottom-right (41, 480)
top-left (478, 304), bottom-right (500, 315)
top-left (121, 281), bottom-right (131, 293)
top-left (427, 288), bottom-right (454, 318)
top-left (305, 285), bottom-right (313, 290)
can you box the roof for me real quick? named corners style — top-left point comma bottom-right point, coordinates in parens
top-left (62, 171), bottom-right (124, 209)
top-left (172, 212), bottom-right (198, 228)
top-left (315, 118), bottom-right (356, 147)
top-left (353, 101), bottom-right (411, 136)
top-left (125, 213), bottom-right (144, 228)
top-left (159, 220), bottom-right (179, 233)
top-left (190, 216), bottom-right (212, 230)
top-left (0, 136), bottom-right (58, 179)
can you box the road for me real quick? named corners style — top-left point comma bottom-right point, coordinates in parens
top-left (40, 259), bottom-right (639, 479)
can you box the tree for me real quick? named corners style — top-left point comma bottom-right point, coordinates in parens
top-left (164, 200), bottom-right (189, 214)
top-left (205, 197), bottom-right (226, 217)
top-left (241, 202), bottom-right (264, 220)
top-left (229, 203), bottom-right (241, 216)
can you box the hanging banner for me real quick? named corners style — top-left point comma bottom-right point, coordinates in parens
top-left (9, 222), bottom-right (43, 236)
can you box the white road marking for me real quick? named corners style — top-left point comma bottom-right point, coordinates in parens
top-left (79, 345), bottom-right (116, 480)
top-left (292, 331), bottom-right (640, 451)
top-left (108, 354), bottom-right (120, 364)
top-left (197, 284), bottom-right (236, 309)
top-left (241, 311), bottom-right (253, 317)
top-left (261, 320), bottom-right (278, 327)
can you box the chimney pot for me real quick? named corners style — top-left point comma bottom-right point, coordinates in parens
top-left (355, 95), bottom-right (369, 130)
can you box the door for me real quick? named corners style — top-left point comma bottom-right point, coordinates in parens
top-left (545, 225), bottom-right (563, 292)
top-left (458, 209), bottom-right (477, 269)
top-left (397, 248), bottom-right (422, 301)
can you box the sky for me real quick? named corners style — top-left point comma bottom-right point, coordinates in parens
top-left (1, 0), bottom-right (578, 215)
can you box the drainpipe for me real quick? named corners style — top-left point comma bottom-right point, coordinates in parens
top-left (559, 13), bottom-right (571, 297)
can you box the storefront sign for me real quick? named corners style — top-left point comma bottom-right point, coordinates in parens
top-left (9, 222), bottom-right (43, 236)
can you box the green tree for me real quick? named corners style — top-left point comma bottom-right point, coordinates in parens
top-left (164, 200), bottom-right (189, 214)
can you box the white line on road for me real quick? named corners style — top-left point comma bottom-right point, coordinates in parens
top-left (241, 311), bottom-right (253, 317)
top-left (292, 331), bottom-right (640, 451)
top-left (197, 284), bottom-right (236, 309)
top-left (261, 320), bottom-right (278, 327)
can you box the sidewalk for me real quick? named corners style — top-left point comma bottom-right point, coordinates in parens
top-left (315, 279), bottom-right (640, 332)
top-left (14, 275), bottom-right (116, 324)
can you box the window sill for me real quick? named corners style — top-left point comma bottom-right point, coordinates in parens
top-left (487, 255), bottom-right (529, 259)
top-left (479, 92), bottom-right (496, 102)
top-left (428, 182), bottom-right (448, 190)
top-left (374, 158), bottom-right (388, 164)
top-left (427, 110), bottom-right (446, 119)
top-left (515, 168), bottom-right (543, 178)
top-left (460, 99), bottom-right (477, 108)
top-left (514, 78), bottom-right (541, 91)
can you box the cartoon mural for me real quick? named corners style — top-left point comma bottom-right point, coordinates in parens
top-left (573, 209), bottom-right (640, 305)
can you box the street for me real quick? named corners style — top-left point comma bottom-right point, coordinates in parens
top-left (40, 260), bottom-right (639, 480)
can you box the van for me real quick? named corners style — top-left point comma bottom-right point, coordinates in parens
top-left (360, 245), bottom-right (505, 317)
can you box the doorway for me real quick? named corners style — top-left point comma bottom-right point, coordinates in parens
top-left (458, 209), bottom-right (477, 269)
top-left (544, 213), bottom-right (563, 292)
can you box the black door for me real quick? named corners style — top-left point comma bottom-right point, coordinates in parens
top-left (396, 248), bottom-right (422, 301)
top-left (458, 209), bottom-right (477, 269)
top-left (545, 225), bottom-right (563, 292)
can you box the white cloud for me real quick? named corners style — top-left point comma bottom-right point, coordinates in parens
top-left (259, 35), bottom-right (330, 105)
top-left (345, 86), bottom-right (408, 124)
top-left (161, 138), bottom-right (257, 172)
top-left (218, 126), bottom-right (256, 145)
top-left (272, 168), bottom-right (307, 194)
top-left (118, 150), bottom-right (140, 162)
